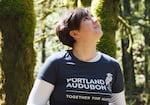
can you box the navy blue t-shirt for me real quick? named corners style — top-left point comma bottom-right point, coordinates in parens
top-left (38, 50), bottom-right (124, 105)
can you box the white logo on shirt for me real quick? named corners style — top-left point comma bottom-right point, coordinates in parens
top-left (66, 73), bottom-right (113, 92)
top-left (105, 73), bottom-right (113, 92)
top-left (65, 73), bottom-right (113, 102)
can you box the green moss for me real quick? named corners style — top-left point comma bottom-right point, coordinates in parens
top-left (0, 0), bottom-right (34, 18)
top-left (0, 0), bottom-right (36, 45)
top-left (0, 0), bottom-right (36, 104)
top-left (18, 13), bottom-right (36, 46)
top-left (78, 0), bottom-right (92, 7)
top-left (64, 0), bottom-right (78, 8)
top-left (91, 0), bottom-right (119, 57)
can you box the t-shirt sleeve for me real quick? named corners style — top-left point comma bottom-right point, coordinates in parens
top-left (37, 55), bottom-right (58, 85)
top-left (112, 62), bottom-right (124, 93)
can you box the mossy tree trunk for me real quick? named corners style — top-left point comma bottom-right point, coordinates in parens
top-left (91, 0), bottom-right (119, 58)
top-left (120, 0), bottom-right (136, 101)
top-left (0, 0), bottom-right (36, 105)
top-left (64, 0), bottom-right (78, 8)
top-left (77, 0), bottom-right (92, 7)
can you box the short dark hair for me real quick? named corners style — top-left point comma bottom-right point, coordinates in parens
top-left (56, 8), bottom-right (89, 47)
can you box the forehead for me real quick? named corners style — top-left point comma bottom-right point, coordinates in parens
top-left (68, 8), bottom-right (90, 20)
top-left (62, 8), bottom-right (91, 30)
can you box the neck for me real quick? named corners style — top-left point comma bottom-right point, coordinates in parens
top-left (72, 43), bottom-right (97, 61)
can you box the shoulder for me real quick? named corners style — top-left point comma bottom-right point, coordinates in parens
top-left (45, 50), bottom-right (68, 63)
top-left (99, 52), bottom-right (118, 64)
top-left (99, 52), bottom-right (121, 71)
top-left (39, 50), bottom-right (69, 71)
top-left (37, 50), bottom-right (69, 83)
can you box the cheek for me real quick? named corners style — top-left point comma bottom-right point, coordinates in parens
top-left (79, 24), bottom-right (92, 34)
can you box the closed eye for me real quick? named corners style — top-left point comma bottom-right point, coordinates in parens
top-left (83, 14), bottom-right (94, 21)
top-left (83, 16), bottom-right (92, 21)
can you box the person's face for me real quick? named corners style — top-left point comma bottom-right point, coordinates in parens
top-left (78, 14), bottom-right (103, 43)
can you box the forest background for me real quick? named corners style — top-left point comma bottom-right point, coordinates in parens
top-left (0, 0), bottom-right (150, 105)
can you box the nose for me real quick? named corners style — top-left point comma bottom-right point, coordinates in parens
top-left (92, 17), bottom-right (98, 24)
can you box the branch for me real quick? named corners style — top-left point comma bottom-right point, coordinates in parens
top-left (118, 15), bottom-right (132, 30)
top-left (118, 15), bottom-right (133, 53)
top-left (34, 34), bottom-right (48, 43)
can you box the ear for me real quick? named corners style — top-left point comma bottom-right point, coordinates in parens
top-left (69, 30), bottom-right (80, 39)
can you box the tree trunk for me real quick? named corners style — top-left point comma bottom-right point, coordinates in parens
top-left (42, 36), bottom-right (46, 63)
top-left (91, 0), bottom-right (119, 58)
top-left (0, 0), bottom-right (36, 105)
top-left (143, 0), bottom-right (150, 104)
top-left (120, 0), bottom-right (136, 102)
top-left (121, 38), bottom-right (136, 95)
top-left (78, 0), bottom-right (92, 7)
top-left (64, 0), bottom-right (78, 8)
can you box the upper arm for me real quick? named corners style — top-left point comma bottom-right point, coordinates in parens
top-left (109, 90), bottom-right (126, 105)
top-left (110, 62), bottom-right (126, 105)
top-left (27, 79), bottom-right (54, 105)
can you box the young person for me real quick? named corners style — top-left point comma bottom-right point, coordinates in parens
top-left (27, 8), bottom-right (126, 105)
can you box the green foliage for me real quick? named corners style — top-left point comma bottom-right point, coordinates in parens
top-left (33, 0), bottom-right (68, 74)
top-left (9, 0), bottom-right (149, 104)
top-left (117, 0), bottom-right (150, 104)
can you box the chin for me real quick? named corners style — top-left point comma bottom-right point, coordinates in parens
top-left (99, 30), bottom-right (103, 35)
top-left (97, 30), bottom-right (103, 35)
top-left (98, 31), bottom-right (103, 38)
